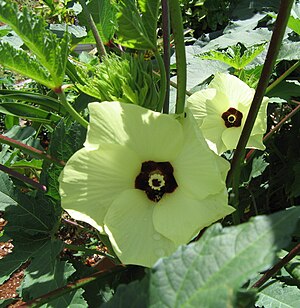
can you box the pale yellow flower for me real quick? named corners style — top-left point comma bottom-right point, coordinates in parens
top-left (187, 73), bottom-right (269, 155)
top-left (59, 101), bottom-right (234, 267)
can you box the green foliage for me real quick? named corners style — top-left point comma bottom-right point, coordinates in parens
top-left (256, 268), bottom-right (300, 308)
top-left (76, 53), bottom-right (160, 111)
top-left (199, 43), bottom-right (266, 70)
top-left (0, 89), bottom-right (63, 113)
top-left (21, 240), bottom-right (87, 306)
top-left (0, 0), bottom-right (69, 89)
top-left (115, 0), bottom-right (159, 50)
top-left (78, 0), bottom-right (117, 44)
top-left (41, 121), bottom-right (86, 201)
top-left (0, 102), bottom-right (61, 124)
top-left (105, 207), bottom-right (300, 307)
top-left (0, 0), bottom-right (300, 305)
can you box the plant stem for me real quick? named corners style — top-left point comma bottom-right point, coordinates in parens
top-left (0, 163), bottom-right (46, 191)
top-left (155, 50), bottom-right (167, 112)
top-left (266, 60), bottom-right (300, 93)
top-left (56, 90), bottom-right (88, 128)
top-left (0, 134), bottom-right (65, 166)
top-left (226, 0), bottom-right (295, 187)
top-left (20, 265), bottom-right (127, 308)
top-left (251, 242), bottom-right (300, 289)
top-left (169, 0), bottom-right (186, 114)
top-left (78, 0), bottom-right (107, 58)
top-left (162, 0), bottom-right (170, 114)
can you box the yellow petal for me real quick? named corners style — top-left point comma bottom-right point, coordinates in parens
top-left (104, 189), bottom-right (177, 267)
top-left (59, 144), bottom-right (141, 231)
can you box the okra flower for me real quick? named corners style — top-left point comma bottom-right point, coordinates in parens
top-left (59, 101), bottom-right (234, 267)
top-left (187, 73), bottom-right (269, 155)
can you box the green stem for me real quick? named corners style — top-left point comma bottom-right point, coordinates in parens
top-left (169, 0), bottom-right (186, 114)
top-left (162, 0), bottom-right (171, 114)
top-left (266, 60), bottom-right (300, 93)
top-left (0, 134), bottom-right (65, 166)
top-left (20, 265), bottom-right (127, 308)
top-left (78, 0), bottom-right (107, 58)
top-left (226, 0), bottom-right (294, 187)
top-left (56, 90), bottom-right (88, 128)
top-left (155, 50), bottom-right (167, 112)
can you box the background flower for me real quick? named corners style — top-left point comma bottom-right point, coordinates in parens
top-left (187, 73), bottom-right (269, 155)
top-left (59, 101), bottom-right (234, 267)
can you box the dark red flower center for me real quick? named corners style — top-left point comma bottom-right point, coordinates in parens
top-left (135, 161), bottom-right (178, 202)
top-left (221, 107), bottom-right (243, 128)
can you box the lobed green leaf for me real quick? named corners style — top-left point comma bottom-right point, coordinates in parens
top-left (0, 0), bottom-right (69, 88)
top-left (115, 0), bottom-right (155, 50)
top-left (78, 0), bottom-right (117, 44)
top-left (0, 41), bottom-right (53, 88)
top-left (105, 207), bottom-right (300, 307)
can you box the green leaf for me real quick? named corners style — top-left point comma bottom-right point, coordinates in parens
top-left (21, 240), bottom-right (87, 307)
top-left (41, 121), bottom-right (86, 200)
top-left (115, 0), bottom-right (156, 50)
top-left (3, 125), bottom-right (43, 150)
top-left (196, 13), bottom-right (271, 53)
top-left (138, 0), bottom-right (160, 44)
top-left (10, 159), bottom-right (43, 170)
top-left (0, 102), bottom-right (61, 123)
top-left (256, 278), bottom-right (300, 307)
top-left (287, 16), bottom-right (300, 35)
top-left (0, 41), bottom-right (53, 88)
top-left (0, 89), bottom-right (65, 113)
top-left (106, 207), bottom-right (300, 307)
top-left (248, 155), bottom-right (269, 183)
top-left (267, 80), bottom-right (300, 101)
top-left (278, 41), bottom-right (300, 61)
top-left (0, 237), bottom-right (48, 285)
top-left (78, 0), bottom-right (117, 44)
top-left (199, 43), bottom-right (266, 69)
top-left (285, 254), bottom-right (300, 281)
top-left (0, 0), bottom-right (69, 88)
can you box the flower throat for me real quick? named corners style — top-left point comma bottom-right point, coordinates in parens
top-left (135, 161), bottom-right (178, 202)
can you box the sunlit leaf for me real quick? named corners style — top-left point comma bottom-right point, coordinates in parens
top-left (78, 0), bottom-right (117, 44)
top-left (105, 207), bottom-right (300, 307)
top-left (0, 0), bottom-right (70, 88)
top-left (199, 43), bottom-right (266, 69)
top-left (21, 240), bottom-right (87, 307)
top-left (115, 0), bottom-right (155, 50)
top-left (0, 42), bottom-right (53, 88)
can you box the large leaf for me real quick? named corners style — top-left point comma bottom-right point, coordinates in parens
top-left (78, 0), bottom-right (117, 44)
top-left (41, 121), bottom-right (86, 200)
top-left (0, 0), bottom-right (69, 88)
top-left (256, 276), bottom-right (300, 307)
top-left (195, 13), bottom-right (272, 53)
top-left (105, 207), bottom-right (300, 307)
top-left (138, 0), bottom-right (160, 44)
top-left (115, 0), bottom-right (156, 50)
top-left (0, 237), bottom-right (48, 285)
top-left (0, 42), bottom-right (53, 88)
top-left (21, 240), bottom-right (87, 307)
